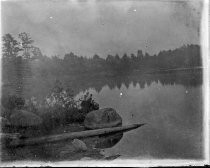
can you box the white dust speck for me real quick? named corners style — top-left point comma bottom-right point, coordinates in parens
top-left (185, 90), bottom-right (188, 94)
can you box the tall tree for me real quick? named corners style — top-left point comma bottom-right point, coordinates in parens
top-left (106, 54), bottom-right (115, 63)
top-left (115, 54), bottom-right (120, 61)
top-left (64, 52), bottom-right (75, 62)
top-left (137, 50), bottom-right (143, 60)
top-left (122, 53), bottom-right (129, 62)
top-left (93, 54), bottom-right (100, 60)
top-left (145, 52), bottom-right (150, 58)
top-left (2, 34), bottom-right (22, 60)
top-left (18, 32), bottom-right (34, 59)
top-left (131, 53), bottom-right (136, 60)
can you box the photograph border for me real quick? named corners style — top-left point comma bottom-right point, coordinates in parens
top-left (0, 0), bottom-right (209, 167)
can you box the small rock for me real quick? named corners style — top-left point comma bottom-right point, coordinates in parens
top-left (72, 139), bottom-right (88, 151)
top-left (59, 144), bottom-right (76, 157)
top-left (99, 149), bottom-right (106, 155)
top-left (80, 157), bottom-right (92, 160)
top-left (105, 154), bottom-right (121, 160)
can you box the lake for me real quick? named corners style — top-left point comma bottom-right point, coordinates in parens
top-left (75, 72), bottom-right (203, 159)
top-left (1, 71), bottom-right (203, 160)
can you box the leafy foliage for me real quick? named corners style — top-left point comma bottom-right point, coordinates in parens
top-left (1, 80), bottom-right (100, 134)
top-left (1, 94), bottom-right (25, 111)
top-left (18, 32), bottom-right (34, 59)
top-left (80, 92), bottom-right (99, 113)
top-left (43, 80), bottom-right (78, 111)
top-left (2, 34), bottom-right (22, 60)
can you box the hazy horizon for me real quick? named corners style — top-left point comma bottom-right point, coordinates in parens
top-left (2, 0), bottom-right (202, 58)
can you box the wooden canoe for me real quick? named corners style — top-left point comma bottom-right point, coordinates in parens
top-left (8, 123), bottom-right (145, 147)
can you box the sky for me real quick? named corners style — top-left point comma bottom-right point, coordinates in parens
top-left (1, 0), bottom-right (202, 58)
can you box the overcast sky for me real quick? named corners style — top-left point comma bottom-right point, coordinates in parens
top-left (2, 0), bottom-right (202, 58)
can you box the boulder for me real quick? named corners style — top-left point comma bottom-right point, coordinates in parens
top-left (84, 108), bottom-right (122, 129)
top-left (72, 139), bottom-right (88, 151)
top-left (9, 110), bottom-right (43, 127)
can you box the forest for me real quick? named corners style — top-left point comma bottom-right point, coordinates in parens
top-left (2, 32), bottom-right (202, 83)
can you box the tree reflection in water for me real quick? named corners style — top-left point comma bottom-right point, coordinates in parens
top-left (2, 70), bottom-right (203, 100)
top-left (95, 132), bottom-right (123, 149)
top-left (83, 132), bottom-right (123, 150)
top-left (65, 71), bottom-right (202, 96)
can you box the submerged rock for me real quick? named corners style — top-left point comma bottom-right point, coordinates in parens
top-left (84, 108), bottom-right (122, 129)
top-left (10, 110), bottom-right (43, 127)
top-left (72, 139), bottom-right (88, 151)
top-left (80, 157), bottom-right (92, 160)
top-left (104, 154), bottom-right (121, 160)
top-left (59, 144), bottom-right (76, 157)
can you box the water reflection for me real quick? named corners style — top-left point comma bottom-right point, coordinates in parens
top-left (2, 70), bottom-right (202, 99)
top-left (94, 133), bottom-right (123, 149)
top-left (85, 80), bottom-right (203, 159)
top-left (65, 71), bottom-right (202, 96)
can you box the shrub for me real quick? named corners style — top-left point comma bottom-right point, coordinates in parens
top-left (1, 80), bottom-right (100, 135)
top-left (79, 92), bottom-right (99, 113)
top-left (39, 105), bottom-right (67, 132)
top-left (1, 94), bottom-right (25, 110)
top-left (24, 96), bottom-right (39, 115)
top-left (65, 107), bottom-right (86, 123)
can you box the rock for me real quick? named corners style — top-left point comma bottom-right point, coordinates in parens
top-left (10, 110), bottom-right (43, 127)
top-left (80, 157), bottom-right (92, 160)
top-left (59, 144), bottom-right (76, 157)
top-left (72, 139), bottom-right (88, 151)
top-left (104, 154), bottom-right (121, 160)
top-left (84, 108), bottom-right (122, 129)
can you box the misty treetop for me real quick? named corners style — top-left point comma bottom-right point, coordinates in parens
top-left (2, 33), bottom-right (42, 61)
top-left (2, 33), bottom-right (202, 80)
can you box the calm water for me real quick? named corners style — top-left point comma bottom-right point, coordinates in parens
top-left (2, 71), bottom-right (203, 160)
top-left (76, 73), bottom-right (203, 159)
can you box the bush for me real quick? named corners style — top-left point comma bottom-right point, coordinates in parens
top-left (38, 80), bottom-right (99, 126)
top-left (39, 105), bottom-right (67, 132)
top-left (1, 94), bottom-right (25, 120)
top-left (79, 92), bottom-right (99, 113)
top-left (1, 80), bottom-right (100, 135)
top-left (66, 107), bottom-right (86, 123)
top-left (1, 94), bottom-right (25, 110)
top-left (24, 97), bottom-right (39, 115)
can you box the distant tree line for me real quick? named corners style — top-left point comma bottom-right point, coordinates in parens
top-left (1, 33), bottom-right (202, 98)
top-left (63, 44), bottom-right (201, 75)
top-left (2, 33), bottom-right (202, 81)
